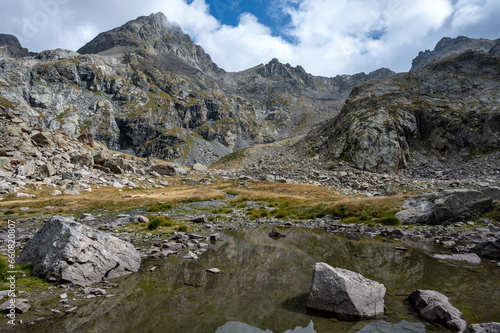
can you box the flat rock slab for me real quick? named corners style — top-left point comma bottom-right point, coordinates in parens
top-left (408, 289), bottom-right (466, 332)
top-left (1, 299), bottom-right (30, 314)
top-left (19, 216), bottom-right (141, 286)
top-left (306, 262), bottom-right (385, 320)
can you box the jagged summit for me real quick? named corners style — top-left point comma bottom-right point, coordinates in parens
top-left (78, 12), bottom-right (223, 75)
top-left (0, 33), bottom-right (30, 58)
top-left (411, 36), bottom-right (500, 71)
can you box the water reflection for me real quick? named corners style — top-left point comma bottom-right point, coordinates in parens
top-left (5, 228), bottom-right (500, 333)
top-left (215, 320), bottom-right (425, 333)
top-left (216, 321), bottom-right (315, 333)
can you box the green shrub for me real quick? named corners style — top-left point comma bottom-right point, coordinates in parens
top-left (4, 210), bottom-right (14, 215)
top-left (378, 216), bottom-right (401, 226)
top-left (147, 216), bottom-right (173, 230)
top-left (177, 225), bottom-right (189, 232)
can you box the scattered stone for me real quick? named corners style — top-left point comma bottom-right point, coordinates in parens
top-left (191, 216), bottom-right (208, 224)
top-left (63, 188), bottom-right (81, 195)
top-left (19, 216), bottom-right (141, 286)
top-left (136, 215), bottom-right (149, 223)
top-left (59, 293), bottom-right (67, 299)
top-left (150, 266), bottom-right (157, 272)
top-left (183, 251), bottom-right (198, 260)
top-left (464, 322), bottom-right (500, 333)
top-left (408, 289), bottom-right (466, 332)
top-left (206, 268), bottom-right (222, 274)
top-left (306, 262), bottom-right (385, 320)
top-left (210, 233), bottom-right (220, 241)
top-left (1, 298), bottom-right (30, 314)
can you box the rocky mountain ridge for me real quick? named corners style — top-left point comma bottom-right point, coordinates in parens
top-left (0, 13), bottom-right (499, 180)
top-left (0, 12), bottom-right (394, 168)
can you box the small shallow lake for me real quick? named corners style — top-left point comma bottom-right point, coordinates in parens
top-left (8, 228), bottom-right (500, 332)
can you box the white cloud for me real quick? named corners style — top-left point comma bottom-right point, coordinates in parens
top-left (0, 0), bottom-right (499, 77)
top-left (196, 13), bottom-right (294, 71)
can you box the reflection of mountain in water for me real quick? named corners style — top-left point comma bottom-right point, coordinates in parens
top-left (8, 228), bottom-right (500, 332)
top-left (215, 320), bottom-right (425, 333)
top-left (216, 321), bottom-right (315, 333)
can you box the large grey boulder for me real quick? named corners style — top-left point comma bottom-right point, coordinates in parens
top-left (464, 322), bottom-right (500, 333)
top-left (395, 189), bottom-right (496, 225)
top-left (19, 216), bottom-right (141, 286)
top-left (408, 289), bottom-right (466, 332)
top-left (471, 238), bottom-right (500, 259)
top-left (306, 262), bottom-right (385, 320)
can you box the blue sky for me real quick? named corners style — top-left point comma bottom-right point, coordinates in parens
top-left (1, 0), bottom-right (499, 76)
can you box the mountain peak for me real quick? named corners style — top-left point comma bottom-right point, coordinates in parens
top-left (0, 33), bottom-right (30, 58)
top-left (77, 12), bottom-right (223, 75)
top-left (410, 36), bottom-right (500, 71)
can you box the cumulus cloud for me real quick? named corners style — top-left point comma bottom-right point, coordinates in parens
top-left (0, 0), bottom-right (499, 76)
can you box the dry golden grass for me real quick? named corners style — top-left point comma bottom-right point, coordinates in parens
top-left (0, 183), bottom-right (226, 219)
top-left (0, 177), bottom-right (407, 223)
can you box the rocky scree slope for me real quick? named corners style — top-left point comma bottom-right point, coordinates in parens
top-left (303, 43), bottom-right (500, 174)
top-left (0, 12), bottom-right (393, 167)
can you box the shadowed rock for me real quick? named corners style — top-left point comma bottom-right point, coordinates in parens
top-left (19, 216), bottom-right (141, 286)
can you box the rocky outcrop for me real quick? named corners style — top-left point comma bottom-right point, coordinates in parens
top-left (307, 44), bottom-right (500, 173)
top-left (0, 34), bottom-right (30, 59)
top-left (19, 216), bottom-right (141, 286)
top-left (464, 323), bottom-right (500, 333)
top-left (395, 189), bottom-right (496, 225)
top-left (306, 263), bottom-right (385, 320)
top-left (471, 238), bottom-right (500, 259)
top-left (411, 36), bottom-right (499, 71)
top-left (408, 289), bottom-right (466, 332)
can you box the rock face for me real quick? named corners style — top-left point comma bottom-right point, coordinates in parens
top-left (464, 323), bottom-right (500, 333)
top-left (408, 289), bottom-right (466, 332)
top-left (395, 189), bottom-right (496, 225)
top-left (306, 262), bottom-right (385, 320)
top-left (471, 238), bottom-right (500, 259)
top-left (19, 216), bottom-right (141, 286)
top-left (306, 38), bottom-right (500, 174)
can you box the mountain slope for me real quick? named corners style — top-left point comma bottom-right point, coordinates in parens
top-left (0, 12), bottom-right (394, 167)
top-left (303, 43), bottom-right (500, 174)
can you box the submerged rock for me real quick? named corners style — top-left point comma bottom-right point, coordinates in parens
top-left (268, 227), bottom-right (286, 238)
top-left (19, 216), bottom-right (141, 286)
top-left (407, 289), bottom-right (466, 332)
top-left (396, 189), bottom-right (496, 225)
top-left (306, 262), bottom-right (385, 320)
top-left (432, 253), bottom-right (481, 264)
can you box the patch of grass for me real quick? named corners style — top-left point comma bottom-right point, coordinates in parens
top-left (378, 215), bottom-right (401, 226)
top-left (485, 208), bottom-right (500, 222)
top-left (0, 258), bottom-right (53, 293)
top-left (3, 210), bottom-right (14, 215)
top-left (177, 225), bottom-right (189, 232)
top-left (147, 216), bottom-right (173, 230)
top-left (147, 202), bottom-right (177, 212)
